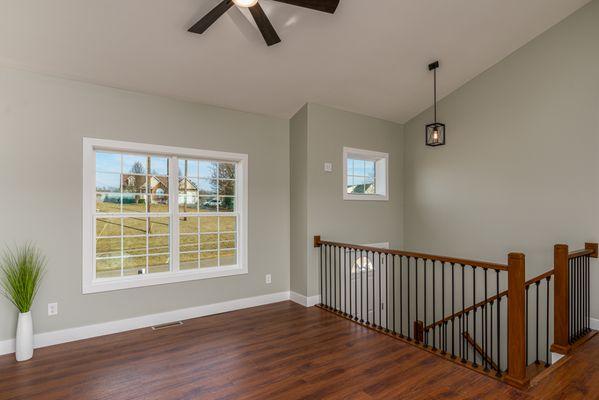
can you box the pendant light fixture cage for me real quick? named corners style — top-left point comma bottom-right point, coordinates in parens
top-left (426, 61), bottom-right (446, 147)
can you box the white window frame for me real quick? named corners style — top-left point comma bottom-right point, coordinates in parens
top-left (343, 147), bottom-right (389, 201)
top-left (82, 138), bottom-right (248, 294)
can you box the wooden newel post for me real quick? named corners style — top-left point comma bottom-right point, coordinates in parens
top-left (505, 252), bottom-right (529, 388)
top-left (551, 244), bottom-right (570, 355)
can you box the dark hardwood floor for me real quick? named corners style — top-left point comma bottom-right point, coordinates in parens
top-left (0, 301), bottom-right (597, 399)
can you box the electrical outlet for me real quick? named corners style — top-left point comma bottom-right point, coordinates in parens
top-left (265, 274), bottom-right (272, 284)
top-left (48, 302), bottom-right (58, 316)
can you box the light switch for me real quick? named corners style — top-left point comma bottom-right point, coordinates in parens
top-left (324, 162), bottom-right (333, 172)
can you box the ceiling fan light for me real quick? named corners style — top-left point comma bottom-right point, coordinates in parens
top-left (233, 0), bottom-right (259, 7)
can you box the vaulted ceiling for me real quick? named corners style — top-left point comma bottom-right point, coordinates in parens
top-left (0, 0), bottom-right (591, 123)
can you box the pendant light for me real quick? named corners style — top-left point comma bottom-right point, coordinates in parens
top-left (425, 61), bottom-right (445, 147)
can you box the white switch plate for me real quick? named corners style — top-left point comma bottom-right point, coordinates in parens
top-left (48, 302), bottom-right (58, 316)
top-left (265, 274), bottom-right (272, 284)
top-left (324, 162), bottom-right (333, 172)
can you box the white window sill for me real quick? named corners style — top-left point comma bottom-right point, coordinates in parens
top-left (83, 265), bottom-right (247, 294)
top-left (343, 193), bottom-right (389, 201)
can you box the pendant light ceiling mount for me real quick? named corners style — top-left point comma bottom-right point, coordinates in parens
top-left (425, 60), bottom-right (446, 147)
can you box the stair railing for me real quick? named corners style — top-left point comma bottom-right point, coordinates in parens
top-left (313, 236), bottom-right (597, 389)
top-left (313, 236), bottom-right (527, 388)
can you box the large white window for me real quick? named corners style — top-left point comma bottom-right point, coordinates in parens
top-left (343, 147), bottom-right (388, 201)
top-left (83, 138), bottom-right (248, 293)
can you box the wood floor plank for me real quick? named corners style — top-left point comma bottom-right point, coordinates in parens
top-left (0, 301), bottom-right (597, 399)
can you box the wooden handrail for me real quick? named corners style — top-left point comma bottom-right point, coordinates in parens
top-left (568, 248), bottom-right (594, 259)
top-left (525, 269), bottom-right (554, 287)
top-left (314, 237), bottom-right (509, 271)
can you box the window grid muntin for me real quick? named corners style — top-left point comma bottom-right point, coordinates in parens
top-left (177, 157), bottom-right (238, 270)
top-left (346, 157), bottom-right (377, 195)
top-left (94, 151), bottom-right (173, 279)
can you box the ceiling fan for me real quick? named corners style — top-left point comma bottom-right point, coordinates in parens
top-left (188, 0), bottom-right (340, 46)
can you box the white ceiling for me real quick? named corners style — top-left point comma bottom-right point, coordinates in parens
top-left (0, 0), bottom-right (591, 123)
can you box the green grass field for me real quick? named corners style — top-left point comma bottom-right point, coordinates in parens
top-left (95, 198), bottom-right (237, 278)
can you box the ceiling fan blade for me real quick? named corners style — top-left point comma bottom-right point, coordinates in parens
top-left (249, 3), bottom-right (281, 46)
top-left (271, 0), bottom-right (339, 14)
top-left (188, 0), bottom-right (234, 34)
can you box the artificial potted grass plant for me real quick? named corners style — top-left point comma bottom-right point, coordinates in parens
top-left (0, 244), bottom-right (46, 361)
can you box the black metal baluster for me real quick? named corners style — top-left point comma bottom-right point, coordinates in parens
top-left (576, 257), bottom-right (579, 338)
top-left (408, 257), bottom-right (411, 340)
top-left (525, 284), bottom-right (529, 366)
top-left (581, 257), bottom-right (584, 335)
top-left (326, 245), bottom-right (330, 308)
top-left (339, 247), bottom-right (349, 317)
top-left (424, 259), bottom-right (428, 347)
top-left (535, 282), bottom-right (541, 364)
top-left (348, 248), bottom-right (352, 319)
top-left (319, 245), bottom-right (323, 306)
top-left (573, 257), bottom-right (577, 339)
top-left (392, 254), bottom-right (396, 334)
top-left (354, 249), bottom-right (358, 321)
top-left (496, 270), bottom-right (502, 377)
top-left (451, 263), bottom-right (456, 359)
top-left (347, 248), bottom-right (350, 317)
top-left (461, 264), bottom-right (466, 363)
top-left (580, 256), bottom-right (583, 338)
top-left (373, 252), bottom-right (376, 326)
top-left (398, 255), bottom-right (403, 337)
top-left (490, 300), bottom-right (494, 372)
top-left (576, 257), bottom-right (582, 340)
top-left (347, 247), bottom-right (351, 316)
top-left (335, 245), bottom-right (338, 312)
top-left (378, 252), bottom-right (382, 328)
top-left (472, 266), bottom-right (478, 368)
top-left (574, 257), bottom-right (580, 341)
top-left (587, 255), bottom-right (590, 334)
top-left (569, 258), bottom-right (572, 343)
top-left (433, 260), bottom-right (436, 351)
top-left (385, 253), bottom-right (390, 332)
top-left (360, 250), bottom-right (364, 323)
top-left (583, 256), bottom-right (587, 334)
top-left (415, 257), bottom-right (419, 342)
top-left (483, 268), bottom-right (489, 372)
top-left (338, 246), bottom-right (342, 313)
top-left (366, 251), bottom-right (370, 325)
top-left (545, 276), bottom-right (550, 367)
top-left (441, 262), bottom-right (445, 354)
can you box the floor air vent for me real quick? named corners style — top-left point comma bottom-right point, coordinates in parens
top-left (151, 321), bottom-right (183, 331)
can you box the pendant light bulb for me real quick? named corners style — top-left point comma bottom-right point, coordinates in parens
top-left (233, 0), bottom-right (259, 7)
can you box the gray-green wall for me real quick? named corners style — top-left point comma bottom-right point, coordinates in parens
top-left (291, 104), bottom-right (404, 297)
top-left (403, 1), bottom-right (599, 318)
top-left (290, 105), bottom-right (309, 296)
top-left (0, 67), bottom-right (290, 341)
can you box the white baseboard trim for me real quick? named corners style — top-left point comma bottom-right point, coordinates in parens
top-left (0, 291), bottom-right (290, 356)
top-left (290, 292), bottom-right (320, 307)
top-left (591, 317), bottom-right (599, 330)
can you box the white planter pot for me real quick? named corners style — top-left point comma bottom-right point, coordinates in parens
top-left (16, 311), bottom-right (33, 362)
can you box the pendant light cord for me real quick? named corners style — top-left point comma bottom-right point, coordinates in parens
top-left (433, 68), bottom-right (437, 124)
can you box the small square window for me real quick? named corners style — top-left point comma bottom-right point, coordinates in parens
top-left (343, 147), bottom-right (388, 201)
